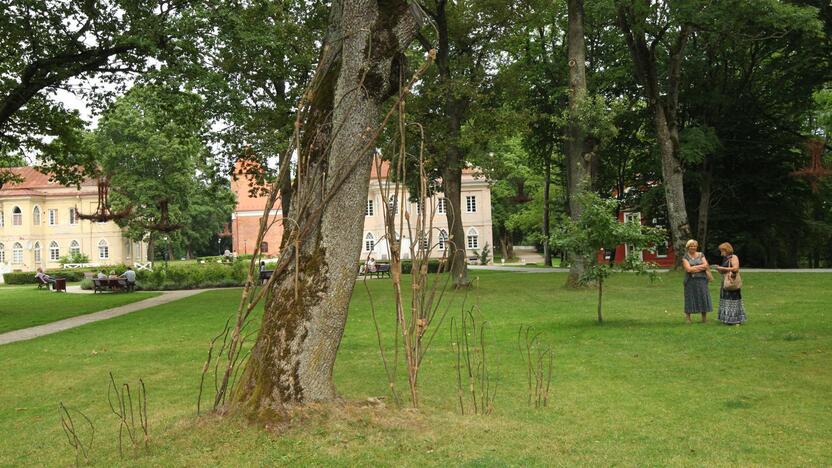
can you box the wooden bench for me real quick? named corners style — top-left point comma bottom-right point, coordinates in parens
top-left (358, 263), bottom-right (391, 278)
top-left (93, 278), bottom-right (128, 293)
top-left (259, 270), bottom-right (273, 283)
top-left (36, 276), bottom-right (51, 290)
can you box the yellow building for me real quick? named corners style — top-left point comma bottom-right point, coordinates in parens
top-left (0, 167), bottom-right (147, 276)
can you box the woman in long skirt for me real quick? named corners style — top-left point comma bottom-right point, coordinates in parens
top-left (717, 242), bottom-right (747, 325)
top-left (682, 239), bottom-right (712, 323)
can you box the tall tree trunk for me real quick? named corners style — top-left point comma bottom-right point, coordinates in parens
top-left (696, 161), bottom-right (712, 250)
top-left (565, 0), bottom-right (594, 287)
top-left (232, 0), bottom-right (421, 417)
top-left (435, 3), bottom-right (470, 288)
top-left (542, 153), bottom-right (552, 267)
top-left (618, 7), bottom-right (693, 268)
top-left (146, 236), bottom-right (155, 262)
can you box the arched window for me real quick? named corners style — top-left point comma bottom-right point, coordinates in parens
top-left (49, 241), bottom-right (60, 261)
top-left (438, 229), bottom-right (448, 251)
top-left (466, 227), bottom-right (479, 249)
top-left (69, 240), bottom-right (81, 255)
top-left (364, 233), bottom-right (375, 252)
top-left (98, 239), bottom-right (109, 259)
top-left (33, 241), bottom-right (41, 263)
top-left (12, 206), bottom-right (22, 226)
top-left (32, 206), bottom-right (41, 225)
top-left (12, 242), bottom-right (23, 264)
top-left (0, 243), bottom-right (5, 263)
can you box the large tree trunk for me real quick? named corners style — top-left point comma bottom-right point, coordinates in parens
top-left (542, 154), bottom-right (553, 267)
top-left (618, 7), bottom-right (693, 268)
top-left (232, 0), bottom-right (420, 418)
top-left (565, 0), bottom-right (594, 287)
top-left (696, 161), bottom-right (712, 250)
top-left (435, 4), bottom-right (470, 288)
top-left (655, 105), bottom-right (693, 264)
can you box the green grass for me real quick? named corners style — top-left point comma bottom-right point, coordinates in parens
top-left (0, 288), bottom-right (160, 333)
top-left (0, 271), bottom-right (830, 466)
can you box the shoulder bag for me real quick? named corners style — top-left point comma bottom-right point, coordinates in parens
top-left (723, 256), bottom-right (742, 291)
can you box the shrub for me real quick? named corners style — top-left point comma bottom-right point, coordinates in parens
top-left (136, 262), bottom-right (248, 290)
top-left (58, 251), bottom-right (91, 265)
top-left (3, 272), bottom-right (37, 284)
top-left (80, 278), bottom-right (94, 290)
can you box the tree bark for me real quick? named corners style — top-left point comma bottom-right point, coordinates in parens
top-left (696, 161), bottom-right (712, 250)
top-left (542, 153), bottom-right (552, 267)
top-left (232, 0), bottom-right (421, 418)
top-left (618, 6), bottom-right (693, 268)
top-left (146, 236), bottom-right (155, 262)
top-left (565, 0), bottom-right (594, 287)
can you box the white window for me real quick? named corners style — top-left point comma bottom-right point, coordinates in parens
top-left (125, 239), bottom-right (132, 259)
top-left (364, 233), bottom-right (375, 252)
top-left (438, 230), bottom-right (448, 251)
top-left (466, 195), bottom-right (477, 213)
top-left (388, 195), bottom-right (398, 215)
top-left (12, 206), bottom-right (22, 225)
top-left (49, 241), bottom-right (60, 261)
top-left (48, 209), bottom-right (58, 225)
top-left (98, 239), bottom-right (109, 259)
top-left (437, 198), bottom-right (447, 214)
top-left (365, 199), bottom-right (374, 216)
top-left (32, 206), bottom-right (41, 225)
top-left (655, 240), bottom-right (669, 259)
top-left (420, 234), bottom-right (429, 250)
top-left (69, 240), bottom-right (81, 255)
top-left (0, 243), bottom-right (5, 263)
top-left (69, 208), bottom-right (79, 225)
top-left (0, 210), bottom-right (4, 227)
top-left (34, 241), bottom-right (41, 263)
top-left (467, 227), bottom-right (479, 249)
top-left (12, 242), bottom-right (23, 264)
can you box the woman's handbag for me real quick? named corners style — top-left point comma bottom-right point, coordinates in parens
top-left (723, 269), bottom-right (742, 291)
top-left (705, 268), bottom-right (714, 282)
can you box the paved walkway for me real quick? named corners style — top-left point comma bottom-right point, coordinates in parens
top-left (471, 265), bottom-right (832, 273)
top-left (0, 289), bottom-right (210, 346)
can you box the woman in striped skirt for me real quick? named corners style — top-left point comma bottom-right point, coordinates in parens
top-left (682, 239), bottom-right (712, 323)
top-left (716, 242), bottom-right (747, 325)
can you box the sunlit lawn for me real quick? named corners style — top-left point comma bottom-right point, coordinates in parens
top-left (0, 288), bottom-right (160, 334)
top-left (0, 271), bottom-right (830, 466)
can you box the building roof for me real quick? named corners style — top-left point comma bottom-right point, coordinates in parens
top-left (0, 167), bottom-right (96, 197)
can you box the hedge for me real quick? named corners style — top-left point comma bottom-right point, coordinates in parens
top-left (135, 262), bottom-right (248, 290)
top-left (1, 267), bottom-right (116, 284)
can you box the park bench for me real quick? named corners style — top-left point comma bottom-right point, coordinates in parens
top-left (93, 278), bottom-right (129, 293)
top-left (36, 276), bottom-right (51, 290)
top-left (357, 263), bottom-right (391, 278)
top-left (260, 269), bottom-right (273, 284)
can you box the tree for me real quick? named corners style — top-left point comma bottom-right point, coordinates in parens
top-left (230, 0), bottom-right (425, 415)
top-left (410, 0), bottom-right (518, 287)
top-left (565, 0), bottom-right (595, 286)
top-left (0, 0), bottom-right (189, 187)
top-left (616, 0), bottom-right (698, 267)
top-left (551, 193), bottom-right (664, 323)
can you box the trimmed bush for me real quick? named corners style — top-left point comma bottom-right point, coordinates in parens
top-left (3, 272), bottom-right (38, 284)
top-left (399, 259), bottom-right (446, 274)
top-left (136, 262), bottom-right (248, 290)
top-left (80, 278), bottom-right (94, 290)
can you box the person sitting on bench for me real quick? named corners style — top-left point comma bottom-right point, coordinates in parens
top-left (119, 267), bottom-right (137, 290)
top-left (35, 267), bottom-right (55, 289)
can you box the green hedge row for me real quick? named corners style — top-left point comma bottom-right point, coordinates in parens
top-left (1, 267), bottom-right (115, 284)
top-left (135, 262), bottom-right (248, 290)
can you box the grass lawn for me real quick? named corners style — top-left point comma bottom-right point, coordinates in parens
top-left (0, 288), bottom-right (160, 334)
top-left (0, 271), bottom-right (830, 466)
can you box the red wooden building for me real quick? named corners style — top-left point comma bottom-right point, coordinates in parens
top-left (596, 210), bottom-right (676, 268)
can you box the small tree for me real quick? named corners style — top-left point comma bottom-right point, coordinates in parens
top-left (551, 193), bottom-right (665, 323)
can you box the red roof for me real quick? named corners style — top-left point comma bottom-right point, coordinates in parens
top-left (0, 167), bottom-right (96, 197)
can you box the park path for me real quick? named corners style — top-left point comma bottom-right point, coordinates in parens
top-left (470, 265), bottom-right (832, 273)
top-left (0, 289), bottom-right (210, 346)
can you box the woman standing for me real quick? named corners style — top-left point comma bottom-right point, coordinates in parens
top-left (717, 242), bottom-right (747, 325)
top-left (682, 239), bottom-right (712, 323)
